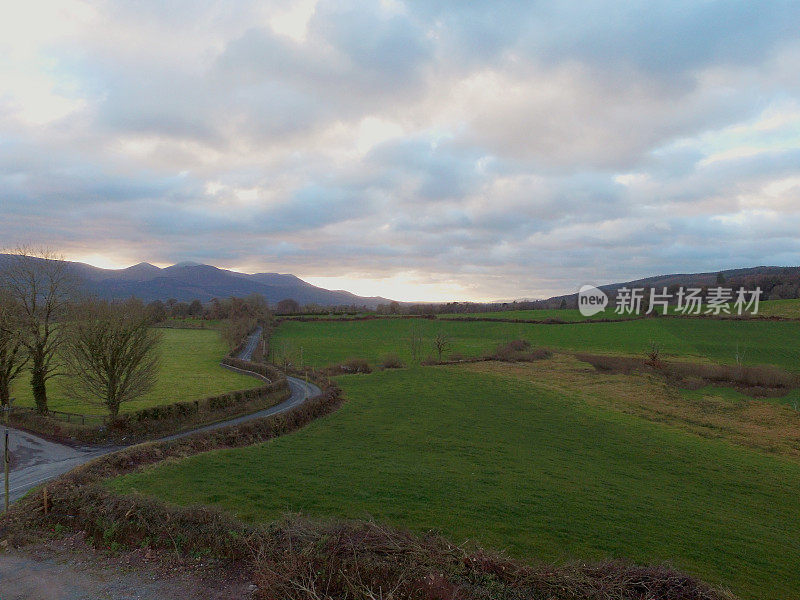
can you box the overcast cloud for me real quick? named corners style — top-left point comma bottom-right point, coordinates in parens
top-left (1, 0), bottom-right (799, 300)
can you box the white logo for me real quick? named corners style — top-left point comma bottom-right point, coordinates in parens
top-left (578, 284), bottom-right (608, 317)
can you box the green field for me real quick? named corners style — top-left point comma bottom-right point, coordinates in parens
top-left (271, 316), bottom-right (800, 371)
top-left (758, 298), bottom-right (800, 319)
top-left (11, 328), bottom-right (255, 415)
top-left (438, 308), bottom-right (636, 321)
top-left (110, 364), bottom-right (800, 598)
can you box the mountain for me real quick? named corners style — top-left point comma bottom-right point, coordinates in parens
top-left (0, 255), bottom-right (392, 308)
top-left (591, 266), bottom-right (800, 294)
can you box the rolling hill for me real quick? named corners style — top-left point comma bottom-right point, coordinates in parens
top-left (0, 255), bottom-right (391, 308)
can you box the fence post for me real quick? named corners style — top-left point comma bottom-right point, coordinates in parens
top-left (4, 429), bottom-right (9, 513)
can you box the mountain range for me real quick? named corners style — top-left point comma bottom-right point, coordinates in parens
top-left (2, 254), bottom-right (796, 308)
top-left (0, 255), bottom-right (391, 308)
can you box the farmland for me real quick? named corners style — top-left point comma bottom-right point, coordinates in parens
top-left (270, 316), bottom-right (800, 372)
top-left (110, 356), bottom-right (800, 599)
top-left (11, 328), bottom-right (255, 415)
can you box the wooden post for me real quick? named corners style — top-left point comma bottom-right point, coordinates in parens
top-left (43, 486), bottom-right (49, 515)
top-left (4, 429), bottom-right (9, 513)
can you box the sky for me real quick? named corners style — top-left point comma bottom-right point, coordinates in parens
top-left (1, 1), bottom-right (799, 302)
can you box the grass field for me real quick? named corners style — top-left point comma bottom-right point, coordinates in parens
top-left (155, 317), bottom-right (223, 329)
top-left (271, 316), bottom-right (800, 372)
top-left (110, 363), bottom-right (800, 599)
top-left (438, 308), bottom-right (636, 321)
top-left (758, 298), bottom-right (800, 318)
top-left (11, 328), bottom-right (255, 415)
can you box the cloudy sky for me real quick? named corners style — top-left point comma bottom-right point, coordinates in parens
top-left (2, 1), bottom-right (799, 301)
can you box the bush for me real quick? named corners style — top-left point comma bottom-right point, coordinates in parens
top-left (323, 358), bottom-right (372, 375)
top-left (576, 352), bottom-right (800, 395)
top-left (494, 340), bottom-right (552, 362)
top-left (576, 353), bottom-right (643, 374)
top-left (380, 354), bottom-right (404, 369)
top-left (502, 339), bottom-right (532, 352)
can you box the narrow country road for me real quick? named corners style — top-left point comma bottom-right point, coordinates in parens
top-left (1, 328), bottom-right (320, 505)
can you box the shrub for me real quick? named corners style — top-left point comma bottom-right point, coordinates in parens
top-left (494, 340), bottom-right (552, 362)
top-left (646, 340), bottom-right (662, 366)
top-left (576, 353), bottom-right (644, 374)
top-left (323, 358), bottom-right (372, 375)
top-left (380, 354), bottom-right (404, 369)
top-left (502, 339), bottom-right (531, 352)
top-left (576, 352), bottom-right (800, 395)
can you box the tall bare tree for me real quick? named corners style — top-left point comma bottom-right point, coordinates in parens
top-left (0, 291), bottom-right (29, 407)
top-left (63, 299), bottom-right (161, 419)
top-left (1, 248), bottom-right (79, 414)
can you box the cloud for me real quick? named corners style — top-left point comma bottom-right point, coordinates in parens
top-left (0, 0), bottom-right (799, 300)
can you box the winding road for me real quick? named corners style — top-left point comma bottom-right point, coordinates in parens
top-left (1, 328), bottom-right (319, 505)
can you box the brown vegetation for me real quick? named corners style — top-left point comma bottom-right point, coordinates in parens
top-left (575, 353), bottom-right (800, 396)
top-left (63, 299), bottom-right (161, 418)
top-left (322, 358), bottom-right (373, 375)
top-left (380, 353), bottom-right (405, 369)
top-left (220, 316), bottom-right (258, 351)
top-left (0, 290), bottom-right (28, 406)
top-left (469, 355), bottom-right (800, 462)
top-left (493, 340), bottom-right (554, 362)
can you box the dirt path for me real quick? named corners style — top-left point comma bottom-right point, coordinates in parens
top-left (0, 536), bottom-right (256, 600)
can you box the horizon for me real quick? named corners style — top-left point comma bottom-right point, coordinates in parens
top-left (3, 2), bottom-right (799, 302)
top-left (48, 253), bottom-right (796, 304)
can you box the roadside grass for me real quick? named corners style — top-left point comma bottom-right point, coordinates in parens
top-left (108, 364), bottom-right (800, 599)
top-left (11, 329), bottom-right (255, 415)
top-left (271, 316), bottom-right (800, 371)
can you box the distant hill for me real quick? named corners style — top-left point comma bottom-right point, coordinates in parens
top-left (536, 266), bottom-right (800, 308)
top-left (0, 255), bottom-right (392, 308)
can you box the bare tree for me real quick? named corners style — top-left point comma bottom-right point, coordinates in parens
top-left (220, 315), bottom-right (256, 351)
top-left (433, 331), bottom-right (451, 362)
top-left (407, 325), bottom-right (423, 364)
top-left (276, 298), bottom-right (300, 314)
top-left (0, 291), bottom-right (29, 407)
top-left (63, 300), bottom-right (161, 419)
top-left (0, 248), bottom-right (79, 414)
